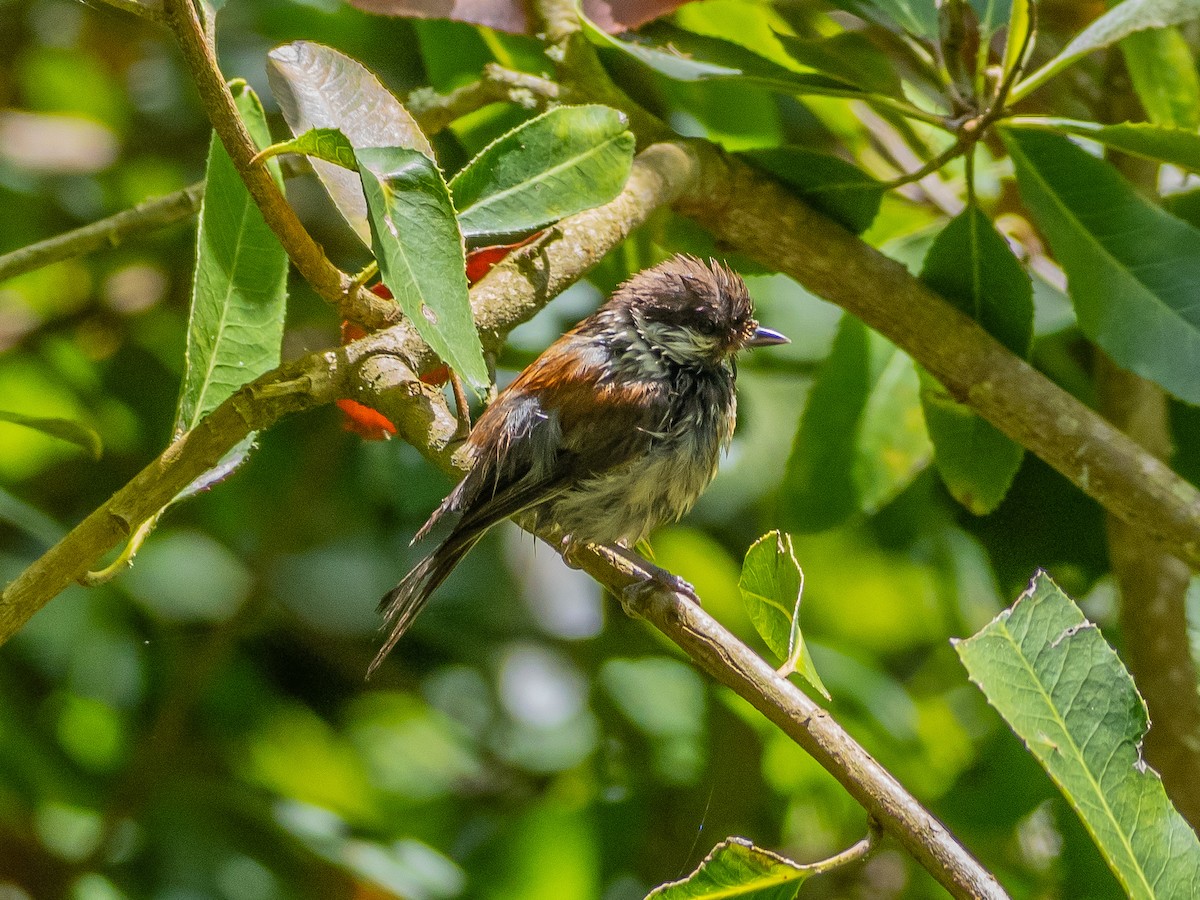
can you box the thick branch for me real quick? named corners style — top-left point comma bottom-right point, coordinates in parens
top-left (673, 142), bottom-right (1200, 569)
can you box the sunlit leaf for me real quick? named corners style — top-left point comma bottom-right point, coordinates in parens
top-left (175, 82), bottom-right (287, 499)
top-left (919, 206), bottom-right (1030, 514)
top-left (1001, 0), bottom-right (1034, 81)
top-left (956, 571), bottom-right (1200, 898)
top-left (738, 531), bottom-right (828, 698)
top-left (260, 126), bottom-right (359, 171)
top-left (740, 147), bottom-right (883, 234)
top-left (1121, 27), bottom-right (1200, 130)
top-left (358, 146), bottom-right (488, 391)
top-left (647, 837), bottom-right (812, 899)
top-left (1006, 126), bottom-right (1200, 403)
top-left (267, 41), bottom-right (434, 245)
top-left (450, 105), bottom-right (634, 241)
top-left (1010, 117), bottom-right (1200, 171)
top-left (0, 410), bottom-right (101, 459)
top-left (1012, 0), bottom-right (1200, 102)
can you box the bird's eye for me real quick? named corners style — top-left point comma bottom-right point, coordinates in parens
top-left (696, 319), bottom-right (717, 336)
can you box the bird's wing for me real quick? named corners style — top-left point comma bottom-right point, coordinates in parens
top-left (414, 335), bottom-right (672, 540)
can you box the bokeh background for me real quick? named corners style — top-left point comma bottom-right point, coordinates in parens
top-left (0, 0), bottom-right (1147, 897)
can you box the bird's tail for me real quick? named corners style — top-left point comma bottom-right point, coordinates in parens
top-left (367, 532), bottom-right (480, 677)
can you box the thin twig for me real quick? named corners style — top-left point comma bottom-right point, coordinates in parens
top-left (0, 183), bottom-right (203, 283)
top-left (804, 818), bottom-right (884, 877)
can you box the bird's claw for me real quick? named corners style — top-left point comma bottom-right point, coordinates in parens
top-left (618, 568), bottom-right (700, 619)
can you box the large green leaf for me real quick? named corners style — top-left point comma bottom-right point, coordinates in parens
top-left (357, 146), bottom-right (488, 392)
top-left (1005, 126), bottom-right (1200, 403)
top-left (646, 838), bottom-right (812, 899)
top-left (176, 82), bottom-right (287, 455)
top-left (780, 315), bottom-right (931, 532)
top-left (0, 410), bottom-right (101, 459)
top-left (450, 105), bottom-right (635, 242)
top-left (267, 41), bottom-right (434, 246)
top-left (582, 18), bottom-right (862, 98)
top-left (1122, 26), bottom-right (1200, 130)
top-left (740, 147), bottom-right (883, 235)
top-left (955, 572), bottom-right (1200, 898)
top-left (919, 206), bottom-right (1030, 514)
top-left (1012, 0), bottom-right (1200, 102)
top-left (1009, 117), bottom-right (1200, 172)
top-left (738, 531), bottom-right (828, 698)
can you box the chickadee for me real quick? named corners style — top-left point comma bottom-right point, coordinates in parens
top-left (370, 255), bottom-right (787, 674)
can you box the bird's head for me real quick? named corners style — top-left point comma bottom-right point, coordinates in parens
top-left (610, 255), bottom-right (788, 370)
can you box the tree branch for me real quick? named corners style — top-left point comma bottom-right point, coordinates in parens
top-left (672, 141), bottom-right (1200, 570)
top-left (0, 183), bottom-right (203, 283)
top-left (582, 548), bottom-right (1007, 899)
top-left (0, 138), bottom-right (690, 643)
top-left (0, 135), bottom-right (1005, 898)
top-left (161, 0), bottom-right (400, 329)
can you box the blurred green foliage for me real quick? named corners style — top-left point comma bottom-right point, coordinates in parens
top-left (3, 0), bottom-right (1195, 897)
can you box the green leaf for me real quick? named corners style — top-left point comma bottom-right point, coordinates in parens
top-left (922, 206), bottom-right (1033, 355)
top-left (1001, 0), bottom-right (1034, 81)
top-left (267, 41), bottom-right (435, 246)
top-left (262, 126), bottom-right (359, 171)
top-left (646, 837), bottom-right (811, 899)
top-left (1010, 117), bottom-right (1200, 171)
top-left (450, 105), bottom-right (635, 242)
top-left (919, 374), bottom-right (1023, 514)
top-left (738, 531), bottom-right (828, 699)
top-left (0, 410), bottom-right (101, 459)
top-left (827, 0), bottom-right (940, 40)
top-left (917, 207), bottom-right (1028, 513)
top-left (955, 571), bottom-right (1200, 899)
top-left (1012, 0), bottom-right (1200, 102)
top-left (740, 147), bottom-right (883, 234)
top-left (177, 83), bottom-right (287, 437)
top-left (780, 316), bottom-right (931, 532)
top-left (357, 146), bottom-right (488, 392)
top-left (173, 82), bottom-right (286, 510)
top-left (1121, 27), bottom-right (1200, 130)
top-left (1005, 126), bottom-right (1200, 403)
top-left (582, 17), bottom-right (863, 98)
top-left (774, 32), bottom-right (904, 97)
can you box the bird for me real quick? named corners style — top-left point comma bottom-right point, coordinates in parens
top-left (368, 255), bottom-right (788, 674)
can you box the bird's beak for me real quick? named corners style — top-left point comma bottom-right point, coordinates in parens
top-left (746, 326), bottom-right (790, 348)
